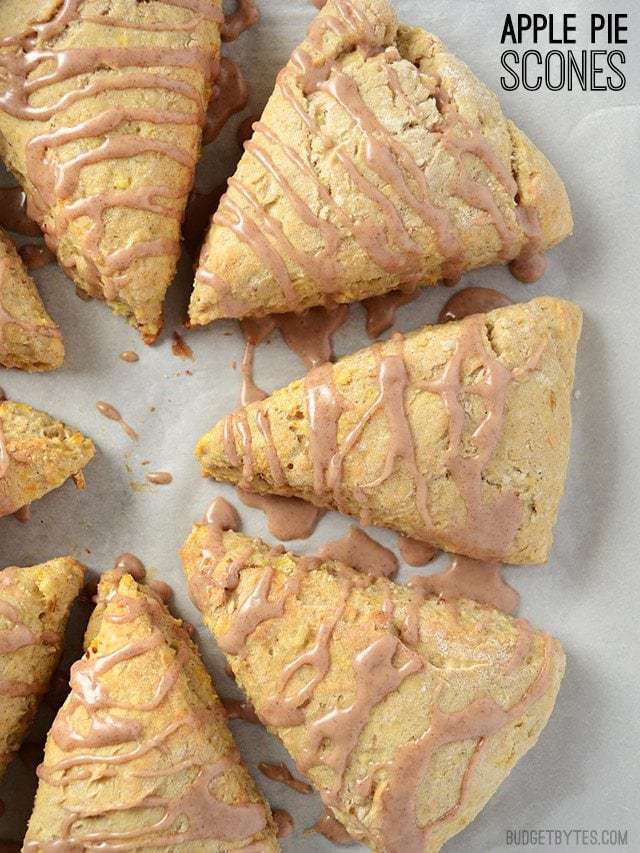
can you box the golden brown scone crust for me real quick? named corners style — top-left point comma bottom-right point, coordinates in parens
top-left (196, 297), bottom-right (582, 564)
top-left (190, 0), bottom-right (572, 324)
top-left (0, 557), bottom-right (84, 780)
top-left (24, 571), bottom-right (279, 852)
top-left (181, 529), bottom-right (565, 853)
top-left (0, 399), bottom-right (95, 518)
top-left (0, 0), bottom-right (222, 342)
top-left (0, 229), bottom-right (64, 371)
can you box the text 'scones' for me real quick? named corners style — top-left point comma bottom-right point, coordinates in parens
top-left (181, 522), bottom-right (565, 853)
top-left (0, 1), bottom-right (223, 342)
top-left (190, 0), bottom-right (572, 324)
top-left (0, 557), bottom-right (84, 780)
top-left (0, 230), bottom-right (64, 371)
top-left (24, 571), bottom-right (279, 851)
top-left (196, 297), bottom-right (582, 565)
top-left (0, 400), bottom-right (95, 518)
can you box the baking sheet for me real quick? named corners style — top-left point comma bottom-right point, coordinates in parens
top-left (1, 0), bottom-right (639, 849)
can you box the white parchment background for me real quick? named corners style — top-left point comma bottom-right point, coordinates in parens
top-left (1, 1), bottom-right (639, 849)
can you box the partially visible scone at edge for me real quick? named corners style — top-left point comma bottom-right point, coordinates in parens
top-left (181, 527), bottom-right (566, 853)
top-left (24, 571), bottom-right (279, 851)
top-left (189, 0), bottom-right (572, 324)
top-left (0, 557), bottom-right (84, 780)
top-left (0, 0), bottom-right (223, 342)
top-left (196, 297), bottom-right (582, 564)
top-left (0, 229), bottom-right (64, 371)
top-left (0, 400), bottom-right (95, 518)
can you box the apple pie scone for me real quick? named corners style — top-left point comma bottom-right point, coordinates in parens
top-left (0, 399), bottom-right (95, 518)
top-left (24, 570), bottom-right (279, 851)
top-left (196, 297), bottom-right (582, 564)
top-left (189, 0), bottom-right (572, 325)
top-left (0, 229), bottom-right (64, 371)
top-left (0, 0), bottom-right (224, 342)
top-left (181, 519), bottom-right (565, 853)
top-left (0, 557), bottom-right (84, 781)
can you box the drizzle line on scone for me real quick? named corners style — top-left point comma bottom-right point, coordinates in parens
top-left (29, 584), bottom-right (269, 849)
top-left (199, 0), bottom-right (548, 315)
top-left (223, 312), bottom-right (546, 560)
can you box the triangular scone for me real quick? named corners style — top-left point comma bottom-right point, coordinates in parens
top-left (196, 297), bottom-right (582, 564)
top-left (0, 557), bottom-right (84, 780)
top-left (24, 571), bottom-right (279, 851)
top-left (0, 1), bottom-right (223, 342)
top-left (0, 400), bottom-right (95, 518)
top-left (181, 528), bottom-right (566, 852)
top-left (189, 0), bottom-right (572, 324)
top-left (0, 229), bottom-right (64, 371)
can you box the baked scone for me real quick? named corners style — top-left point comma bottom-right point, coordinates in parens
top-left (0, 557), bottom-right (84, 780)
top-left (0, 228), bottom-right (64, 371)
top-left (189, 0), bottom-right (572, 324)
top-left (0, 0), bottom-right (223, 342)
top-left (24, 570), bottom-right (279, 851)
top-left (196, 297), bottom-right (582, 565)
top-left (0, 399), bottom-right (95, 518)
top-left (181, 524), bottom-right (566, 853)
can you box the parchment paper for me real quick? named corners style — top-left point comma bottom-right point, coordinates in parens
top-left (1, 1), bottom-right (639, 850)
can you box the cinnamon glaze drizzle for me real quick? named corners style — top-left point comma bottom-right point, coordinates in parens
top-left (0, 0), bottom-right (223, 302)
top-left (186, 496), bottom-right (242, 612)
top-left (309, 807), bottom-right (354, 844)
top-left (397, 536), bottom-right (437, 566)
top-left (225, 311), bottom-right (545, 561)
top-left (318, 525), bottom-right (398, 578)
top-left (258, 761), bottom-right (313, 794)
top-left (238, 304), bottom-right (348, 406)
top-left (238, 488), bottom-right (324, 541)
top-left (273, 807), bottom-right (294, 839)
top-left (377, 633), bottom-right (551, 851)
top-left (439, 286), bottom-right (513, 323)
top-left (96, 400), bottom-right (138, 440)
top-left (27, 576), bottom-right (269, 850)
top-left (202, 56), bottom-right (249, 144)
top-left (409, 555), bottom-right (519, 615)
top-left (200, 0), bottom-right (548, 315)
top-left (363, 287), bottom-right (420, 339)
top-left (220, 0), bottom-right (260, 43)
top-left (193, 526), bottom-right (554, 849)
